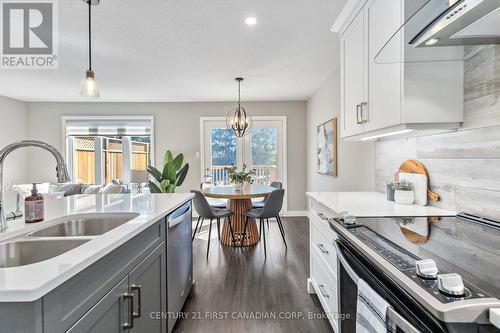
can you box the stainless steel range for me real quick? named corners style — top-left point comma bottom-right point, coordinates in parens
top-left (329, 213), bottom-right (500, 332)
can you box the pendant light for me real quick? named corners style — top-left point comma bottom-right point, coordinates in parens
top-left (226, 77), bottom-right (253, 138)
top-left (80, 0), bottom-right (99, 98)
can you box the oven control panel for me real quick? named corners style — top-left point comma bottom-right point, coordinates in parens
top-left (346, 225), bottom-right (490, 304)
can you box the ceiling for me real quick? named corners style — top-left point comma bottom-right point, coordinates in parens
top-left (0, 0), bottom-right (345, 102)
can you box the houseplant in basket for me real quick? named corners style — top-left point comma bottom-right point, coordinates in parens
top-left (225, 164), bottom-right (255, 191)
top-left (394, 180), bottom-right (415, 205)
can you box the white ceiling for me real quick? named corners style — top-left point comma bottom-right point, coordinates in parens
top-left (0, 0), bottom-right (345, 102)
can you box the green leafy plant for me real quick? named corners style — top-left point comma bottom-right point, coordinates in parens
top-left (147, 151), bottom-right (189, 193)
top-left (225, 164), bottom-right (255, 185)
top-left (395, 180), bottom-right (414, 191)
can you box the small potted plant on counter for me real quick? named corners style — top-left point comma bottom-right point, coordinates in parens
top-left (225, 164), bottom-right (255, 191)
top-left (394, 180), bottom-right (415, 205)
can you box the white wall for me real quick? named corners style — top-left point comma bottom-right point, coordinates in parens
top-left (0, 96), bottom-right (29, 185)
top-left (306, 68), bottom-right (375, 192)
top-left (26, 101), bottom-right (308, 211)
top-left (0, 96), bottom-right (29, 210)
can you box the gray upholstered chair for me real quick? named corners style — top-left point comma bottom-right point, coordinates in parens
top-left (200, 183), bottom-right (227, 209)
top-left (191, 190), bottom-right (235, 258)
top-left (242, 189), bottom-right (286, 257)
top-left (252, 181), bottom-right (283, 209)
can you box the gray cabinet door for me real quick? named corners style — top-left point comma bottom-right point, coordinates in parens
top-left (129, 243), bottom-right (167, 333)
top-left (67, 277), bottom-right (129, 333)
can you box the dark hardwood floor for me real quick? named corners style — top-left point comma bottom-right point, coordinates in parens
top-left (173, 216), bottom-right (332, 333)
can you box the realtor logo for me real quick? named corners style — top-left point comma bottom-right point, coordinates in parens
top-left (1, 0), bottom-right (58, 69)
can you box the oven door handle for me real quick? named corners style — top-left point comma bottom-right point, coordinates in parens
top-left (387, 307), bottom-right (421, 333)
top-left (332, 240), bottom-right (360, 284)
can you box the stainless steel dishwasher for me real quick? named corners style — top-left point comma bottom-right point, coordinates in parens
top-left (166, 201), bottom-right (193, 332)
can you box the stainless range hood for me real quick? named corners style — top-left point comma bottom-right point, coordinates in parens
top-left (375, 0), bottom-right (500, 64)
top-left (411, 0), bottom-right (500, 47)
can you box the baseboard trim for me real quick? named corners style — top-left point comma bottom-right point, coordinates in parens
top-left (283, 210), bottom-right (309, 217)
top-left (193, 211), bottom-right (309, 218)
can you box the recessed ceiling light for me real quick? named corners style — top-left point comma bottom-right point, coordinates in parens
top-left (425, 38), bottom-right (440, 46)
top-left (245, 17), bottom-right (258, 26)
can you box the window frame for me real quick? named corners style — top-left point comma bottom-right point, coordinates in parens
top-left (61, 116), bottom-right (155, 185)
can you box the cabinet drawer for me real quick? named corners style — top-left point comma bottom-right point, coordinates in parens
top-left (311, 218), bottom-right (337, 277)
top-left (311, 252), bottom-right (338, 331)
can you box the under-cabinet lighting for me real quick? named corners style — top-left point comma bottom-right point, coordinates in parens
top-left (425, 38), bottom-right (440, 46)
top-left (360, 129), bottom-right (414, 141)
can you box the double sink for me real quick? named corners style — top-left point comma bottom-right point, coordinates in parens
top-left (0, 213), bottom-right (139, 269)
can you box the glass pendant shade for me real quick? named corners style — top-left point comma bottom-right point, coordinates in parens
top-left (80, 0), bottom-right (99, 98)
top-left (226, 77), bottom-right (252, 138)
top-left (80, 70), bottom-right (99, 98)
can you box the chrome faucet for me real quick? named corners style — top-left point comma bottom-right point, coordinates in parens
top-left (0, 140), bottom-right (71, 232)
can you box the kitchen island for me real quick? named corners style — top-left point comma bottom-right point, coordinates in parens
top-left (0, 193), bottom-right (194, 333)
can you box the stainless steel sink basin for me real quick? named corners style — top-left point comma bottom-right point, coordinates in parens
top-left (29, 215), bottom-right (137, 238)
top-left (0, 238), bottom-right (89, 268)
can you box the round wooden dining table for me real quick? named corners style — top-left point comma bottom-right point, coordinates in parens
top-left (202, 184), bottom-right (275, 247)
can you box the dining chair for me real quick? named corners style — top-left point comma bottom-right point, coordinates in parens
top-left (252, 181), bottom-right (283, 209)
top-left (242, 189), bottom-right (286, 257)
top-left (200, 183), bottom-right (227, 209)
top-left (191, 190), bottom-right (236, 258)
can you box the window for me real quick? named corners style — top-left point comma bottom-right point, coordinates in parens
top-left (250, 127), bottom-right (278, 185)
top-left (73, 137), bottom-right (96, 184)
top-left (209, 128), bottom-right (237, 185)
top-left (63, 117), bottom-right (154, 185)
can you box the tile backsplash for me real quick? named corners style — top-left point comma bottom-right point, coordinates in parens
top-left (375, 45), bottom-right (500, 220)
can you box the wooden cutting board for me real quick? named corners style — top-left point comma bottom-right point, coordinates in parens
top-left (396, 160), bottom-right (440, 202)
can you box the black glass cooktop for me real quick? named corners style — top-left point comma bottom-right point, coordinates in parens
top-left (330, 213), bottom-right (500, 303)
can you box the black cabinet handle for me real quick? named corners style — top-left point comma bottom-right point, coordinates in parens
top-left (317, 244), bottom-right (329, 254)
top-left (317, 213), bottom-right (328, 221)
top-left (122, 293), bottom-right (134, 329)
top-left (131, 285), bottom-right (142, 318)
top-left (318, 284), bottom-right (330, 298)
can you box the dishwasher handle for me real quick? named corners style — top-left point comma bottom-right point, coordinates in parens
top-left (168, 206), bottom-right (192, 228)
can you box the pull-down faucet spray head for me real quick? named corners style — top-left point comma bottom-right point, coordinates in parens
top-left (0, 140), bottom-right (71, 232)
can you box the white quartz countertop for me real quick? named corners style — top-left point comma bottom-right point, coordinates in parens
top-left (0, 193), bottom-right (193, 302)
top-left (306, 191), bottom-right (456, 217)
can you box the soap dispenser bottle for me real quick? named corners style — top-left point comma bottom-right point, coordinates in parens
top-left (25, 183), bottom-right (44, 223)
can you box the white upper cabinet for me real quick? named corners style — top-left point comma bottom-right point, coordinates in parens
top-left (341, 9), bottom-right (365, 137)
top-left (364, 0), bottom-right (402, 132)
top-left (337, 0), bottom-right (464, 141)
